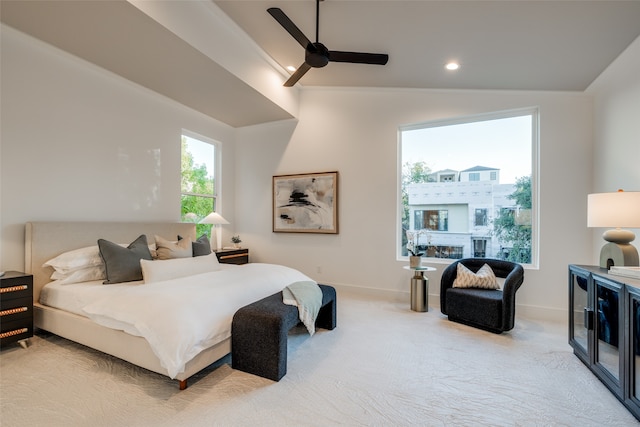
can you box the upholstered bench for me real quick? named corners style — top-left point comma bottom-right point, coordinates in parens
top-left (231, 284), bottom-right (337, 381)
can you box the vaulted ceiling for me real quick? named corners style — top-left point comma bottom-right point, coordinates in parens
top-left (216, 0), bottom-right (640, 91)
top-left (3, 1), bottom-right (640, 127)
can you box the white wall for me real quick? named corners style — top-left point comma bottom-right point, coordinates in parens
top-left (587, 35), bottom-right (640, 261)
top-left (236, 87), bottom-right (594, 321)
top-left (0, 26), bottom-right (236, 272)
top-left (7, 21), bottom-right (635, 323)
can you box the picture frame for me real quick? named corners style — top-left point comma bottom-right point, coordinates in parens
top-left (273, 171), bottom-right (339, 234)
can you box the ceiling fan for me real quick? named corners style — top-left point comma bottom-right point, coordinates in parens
top-left (267, 0), bottom-right (389, 87)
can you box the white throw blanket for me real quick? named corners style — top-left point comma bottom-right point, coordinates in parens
top-left (283, 281), bottom-right (323, 335)
top-left (81, 263), bottom-right (313, 378)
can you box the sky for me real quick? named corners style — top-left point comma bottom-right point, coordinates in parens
top-left (184, 115), bottom-right (532, 185)
top-left (184, 135), bottom-right (215, 179)
top-left (401, 114), bottom-right (533, 184)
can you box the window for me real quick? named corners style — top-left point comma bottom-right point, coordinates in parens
top-left (399, 108), bottom-right (537, 266)
top-left (415, 210), bottom-right (448, 231)
top-left (473, 239), bottom-right (488, 257)
top-left (475, 209), bottom-right (488, 226)
top-left (181, 132), bottom-right (220, 237)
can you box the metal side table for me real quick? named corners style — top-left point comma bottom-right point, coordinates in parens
top-left (403, 266), bottom-right (436, 312)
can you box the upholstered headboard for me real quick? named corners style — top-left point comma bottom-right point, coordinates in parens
top-left (25, 222), bottom-right (197, 303)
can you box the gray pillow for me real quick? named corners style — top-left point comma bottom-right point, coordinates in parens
top-left (98, 235), bottom-right (152, 284)
top-left (192, 235), bottom-right (211, 257)
top-left (178, 234), bottom-right (211, 257)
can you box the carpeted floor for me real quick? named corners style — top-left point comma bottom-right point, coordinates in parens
top-left (1, 290), bottom-right (637, 427)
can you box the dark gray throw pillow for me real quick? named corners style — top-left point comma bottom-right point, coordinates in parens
top-left (192, 235), bottom-right (211, 257)
top-left (178, 234), bottom-right (211, 257)
top-left (98, 234), bottom-right (153, 284)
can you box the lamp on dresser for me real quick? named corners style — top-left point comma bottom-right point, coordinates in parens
top-left (199, 212), bottom-right (229, 251)
top-left (587, 189), bottom-right (640, 269)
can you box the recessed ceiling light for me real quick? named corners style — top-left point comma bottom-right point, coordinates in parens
top-left (445, 62), bottom-right (460, 71)
top-left (286, 65), bottom-right (297, 72)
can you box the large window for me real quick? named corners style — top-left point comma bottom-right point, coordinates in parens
top-left (399, 108), bottom-right (538, 266)
top-left (181, 132), bottom-right (220, 237)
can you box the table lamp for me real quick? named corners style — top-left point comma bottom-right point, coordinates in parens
top-left (199, 212), bottom-right (229, 250)
top-left (587, 190), bottom-right (640, 269)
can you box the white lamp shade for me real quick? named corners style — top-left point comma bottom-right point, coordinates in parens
top-left (587, 191), bottom-right (640, 228)
top-left (198, 212), bottom-right (230, 225)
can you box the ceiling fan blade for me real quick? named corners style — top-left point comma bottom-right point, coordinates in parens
top-left (328, 51), bottom-right (389, 65)
top-left (267, 8), bottom-right (313, 50)
top-left (284, 62), bottom-right (312, 87)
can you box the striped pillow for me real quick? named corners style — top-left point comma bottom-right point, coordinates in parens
top-left (453, 263), bottom-right (500, 289)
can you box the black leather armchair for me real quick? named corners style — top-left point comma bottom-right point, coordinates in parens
top-left (440, 258), bottom-right (524, 333)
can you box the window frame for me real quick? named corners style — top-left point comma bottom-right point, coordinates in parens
top-left (397, 107), bottom-right (539, 268)
top-left (180, 130), bottom-right (222, 235)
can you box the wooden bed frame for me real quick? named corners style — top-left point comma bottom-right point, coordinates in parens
top-left (25, 221), bottom-right (232, 390)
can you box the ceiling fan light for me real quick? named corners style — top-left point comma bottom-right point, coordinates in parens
top-left (286, 65), bottom-right (297, 72)
top-left (445, 62), bottom-right (460, 71)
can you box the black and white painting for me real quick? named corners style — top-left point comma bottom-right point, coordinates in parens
top-left (273, 171), bottom-right (338, 233)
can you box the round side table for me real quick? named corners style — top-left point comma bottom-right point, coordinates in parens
top-left (403, 266), bottom-right (436, 312)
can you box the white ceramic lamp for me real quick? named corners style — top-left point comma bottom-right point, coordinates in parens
top-left (587, 190), bottom-right (640, 269)
top-left (199, 212), bottom-right (229, 250)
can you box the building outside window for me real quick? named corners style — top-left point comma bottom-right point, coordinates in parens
top-left (399, 108), bottom-right (537, 265)
top-left (180, 132), bottom-right (220, 237)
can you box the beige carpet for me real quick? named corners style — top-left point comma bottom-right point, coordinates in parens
top-left (1, 290), bottom-right (636, 427)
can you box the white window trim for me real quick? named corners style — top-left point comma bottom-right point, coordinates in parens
top-left (397, 107), bottom-right (539, 268)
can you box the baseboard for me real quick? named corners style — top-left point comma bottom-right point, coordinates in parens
top-left (328, 282), bottom-right (409, 303)
top-left (516, 304), bottom-right (567, 324)
top-left (323, 281), bottom-right (566, 324)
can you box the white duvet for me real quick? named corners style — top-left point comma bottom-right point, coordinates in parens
top-left (79, 263), bottom-right (314, 378)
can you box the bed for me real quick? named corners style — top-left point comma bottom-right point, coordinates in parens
top-left (25, 221), bottom-right (313, 389)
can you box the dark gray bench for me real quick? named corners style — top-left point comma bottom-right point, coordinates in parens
top-left (231, 284), bottom-right (337, 381)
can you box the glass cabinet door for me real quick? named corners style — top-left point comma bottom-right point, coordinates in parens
top-left (569, 267), bottom-right (590, 362)
top-left (593, 275), bottom-right (623, 398)
top-left (626, 286), bottom-right (640, 418)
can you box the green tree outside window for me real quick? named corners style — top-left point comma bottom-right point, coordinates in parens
top-left (181, 136), bottom-right (216, 237)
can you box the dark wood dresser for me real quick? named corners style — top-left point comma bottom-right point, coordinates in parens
top-left (569, 264), bottom-right (640, 421)
top-left (0, 271), bottom-right (34, 349)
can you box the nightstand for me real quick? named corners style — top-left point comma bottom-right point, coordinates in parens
top-left (214, 248), bottom-right (249, 265)
top-left (0, 271), bottom-right (34, 349)
top-left (213, 248), bottom-right (249, 264)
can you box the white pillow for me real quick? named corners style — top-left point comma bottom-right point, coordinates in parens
top-left (53, 266), bottom-right (106, 285)
top-left (44, 245), bottom-right (103, 274)
top-left (452, 263), bottom-right (500, 289)
top-left (140, 253), bottom-right (221, 283)
top-left (44, 243), bottom-right (157, 283)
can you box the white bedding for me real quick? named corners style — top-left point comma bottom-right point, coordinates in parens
top-left (40, 263), bottom-right (315, 379)
top-left (40, 279), bottom-right (145, 317)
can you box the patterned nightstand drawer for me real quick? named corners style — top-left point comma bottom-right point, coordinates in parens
top-left (0, 278), bottom-right (32, 300)
top-left (214, 248), bottom-right (249, 265)
top-left (0, 296), bottom-right (32, 320)
top-left (0, 272), bottom-right (34, 349)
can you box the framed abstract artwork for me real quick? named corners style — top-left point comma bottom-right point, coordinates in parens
top-left (273, 171), bottom-right (339, 234)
